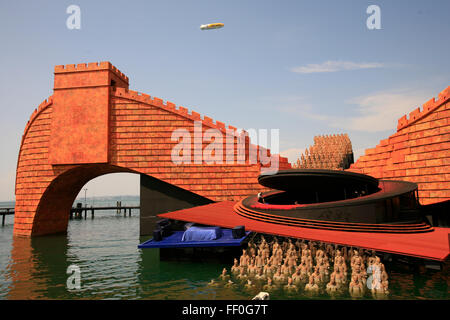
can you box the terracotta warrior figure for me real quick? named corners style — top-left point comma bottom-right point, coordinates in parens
top-left (380, 264), bottom-right (388, 282)
top-left (349, 274), bottom-right (364, 297)
top-left (263, 260), bottom-right (273, 276)
top-left (305, 276), bottom-right (319, 293)
top-left (334, 250), bottom-right (345, 267)
top-left (255, 254), bottom-right (264, 268)
top-left (231, 258), bottom-right (240, 275)
top-left (240, 249), bottom-right (250, 268)
top-left (281, 260), bottom-right (291, 276)
top-left (326, 275), bottom-right (339, 294)
top-left (351, 250), bottom-right (363, 269)
top-left (219, 268), bottom-right (230, 282)
top-left (335, 262), bottom-right (347, 277)
top-left (291, 268), bottom-right (303, 286)
top-left (237, 267), bottom-right (248, 282)
top-left (334, 269), bottom-right (346, 287)
top-left (317, 259), bottom-right (329, 277)
top-left (248, 243), bottom-right (257, 258)
top-left (254, 267), bottom-right (266, 282)
top-left (263, 277), bottom-right (276, 292)
top-left (284, 277), bottom-right (298, 293)
top-left (287, 251), bottom-right (298, 269)
top-left (247, 259), bottom-right (257, 277)
top-left (244, 279), bottom-right (256, 292)
top-left (299, 264), bottom-right (309, 281)
top-left (272, 267), bottom-right (286, 285)
top-left (311, 266), bottom-right (324, 283)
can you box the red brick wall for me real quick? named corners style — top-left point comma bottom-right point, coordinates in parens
top-left (14, 62), bottom-right (290, 236)
top-left (349, 86), bottom-right (450, 205)
top-left (15, 100), bottom-right (54, 236)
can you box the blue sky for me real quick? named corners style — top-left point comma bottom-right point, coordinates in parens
top-left (0, 0), bottom-right (449, 200)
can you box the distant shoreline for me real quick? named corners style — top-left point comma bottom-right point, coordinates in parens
top-left (0, 195), bottom-right (140, 207)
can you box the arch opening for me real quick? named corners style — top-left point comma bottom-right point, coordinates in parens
top-left (32, 164), bottom-right (136, 236)
top-left (30, 164), bottom-right (214, 236)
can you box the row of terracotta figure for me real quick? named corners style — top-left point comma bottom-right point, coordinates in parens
top-left (208, 235), bottom-right (389, 298)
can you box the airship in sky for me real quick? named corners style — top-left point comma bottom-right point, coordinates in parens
top-left (200, 23), bottom-right (224, 30)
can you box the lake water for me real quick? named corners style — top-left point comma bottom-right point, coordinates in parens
top-left (0, 197), bottom-right (448, 300)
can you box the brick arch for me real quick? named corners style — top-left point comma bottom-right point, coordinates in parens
top-left (32, 164), bottom-right (136, 236)
top-left (14, 62), bottom-right (291, 236)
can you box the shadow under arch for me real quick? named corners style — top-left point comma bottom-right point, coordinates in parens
top-left (32, 164), bottom-right (137, 236)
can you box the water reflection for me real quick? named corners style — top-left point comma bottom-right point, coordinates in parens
top-left (2, 213), bottom-right (449, 300)
top-left (8, 235), bottom-right (69, 299)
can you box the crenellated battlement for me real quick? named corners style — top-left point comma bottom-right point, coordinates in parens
top-left (22, 96), bottom-right (53, 138)
top-left (54, 61), bottom-right (129, 84)
top-left (397, 86), bottom-right (450, 131)
top-left (112, 87), bottom-right (245, 137)
top-left (110, 86), bottom-right (290, 166)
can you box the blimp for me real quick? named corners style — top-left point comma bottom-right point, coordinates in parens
top-left (200, 23), bottom-right (224, 30)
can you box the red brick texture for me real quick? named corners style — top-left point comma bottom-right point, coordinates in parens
top-left (14, 62), bottom-right (290, 236)
top-left (349, 86), bottom-right (450, 206)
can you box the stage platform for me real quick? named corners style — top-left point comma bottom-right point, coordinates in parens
top-left (159, 201), bottom-right (450, 262)
top-left (138, 228), bottom-right (251, 249)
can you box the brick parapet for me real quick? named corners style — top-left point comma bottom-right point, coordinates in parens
top-left (397, 86), bottom-right (450, 131)
top-left (112, 87), bottom-right (246, 139)
top-left (111, 87), bottom-right (290, 167)
top-left (349, 88), bottom-right (450, 205)
top-left (54, 61), bottom-right (129, 85)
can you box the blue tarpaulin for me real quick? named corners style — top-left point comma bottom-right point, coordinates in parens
top-left (181, 226), bottom-right (223, 241)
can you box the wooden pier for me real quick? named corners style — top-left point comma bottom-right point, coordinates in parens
top-left (70, 202), bottom-right (140, 220)
top-left (0, 208), bottom-right (14, 226)
top-left (0, 203), bottom-right (140, 226)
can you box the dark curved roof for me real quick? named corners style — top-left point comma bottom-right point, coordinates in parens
top-left (258, 169), bottom-right (379, 193)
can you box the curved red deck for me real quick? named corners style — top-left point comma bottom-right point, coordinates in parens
top-left (158, 201), bottom-right (450, 262)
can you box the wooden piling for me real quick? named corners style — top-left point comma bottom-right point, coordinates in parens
top-left (69, 204), bottom-right (139, 220)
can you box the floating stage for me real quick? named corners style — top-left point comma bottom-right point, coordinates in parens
top-left (138, 229), bottom-right (250, 249)
top-left (138, 225), bottom-right (251, 262)
top-left (158, 201), bottom-right (449, 262)
top-left (157, 170), bottom-right (450, 263)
